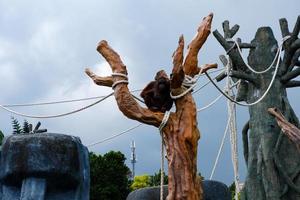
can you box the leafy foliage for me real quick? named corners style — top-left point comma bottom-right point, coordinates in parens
top-left (130, 174), bottom-right (151, 190)
top-left (89, 151), bottom-right (130, 200)
top-left (229, 182), bottom-right (241, 200)
top-left (11, 117), bottom-right (22, 134)
top-left (149, 169), bottom-right (168, 187)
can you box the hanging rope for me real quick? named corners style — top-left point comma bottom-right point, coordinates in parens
top-left (226, 35), bottom-right (291, 74)
top-left (209, 114), bottom-right (231, 180)
top-left (225, 63), bottom-right (240, 200)
top-left (87, 123), bottom-right (142, 147)
top-left (158, 111), bottom-right (170, 200)
top-left (205, 44), bottom-right (280, 107)
top-left (0, 92), bottom-right (114, 119)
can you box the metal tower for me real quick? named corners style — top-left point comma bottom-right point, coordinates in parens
top-left (130, 140), bottom-right (137, 179)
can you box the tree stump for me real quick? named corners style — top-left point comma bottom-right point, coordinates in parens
top-left (86, 13), bottom-right (216, 200)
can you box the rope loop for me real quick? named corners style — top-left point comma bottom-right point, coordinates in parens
top-left (111, 72), bottom-right (129, 89)
top-left (170, 68), bottom-right (204, 99)
top-left (225, 35), bottom-right (291, 74)
top-left (159, 111), bottom-right (171, 132)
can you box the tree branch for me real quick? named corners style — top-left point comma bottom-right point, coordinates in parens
top-left (86, 40), bottom-right (165, 127)
top-left (230, 70), bottom-right (258, 86)
top-left (292, 15), bottom-right (300, 38)
top-left (171, 35), bottom-right (185, 89)
top-left (85, 68), bottom-right (113, 87)
top-left (285, 80), bottom-right (300, 88)
top-left (281, 68), bottom-right (300, 83)
top-left (268, 108), bottom-right (300, 151)
top-left (279, 18), bottom-right (290, 38)
top-left (213, 29), bottom-right (247, 71)
top-left (291, 39), bottom-right (300, 51)
top-left (280, 16), bottom-right (300, 74)
top-left (183, 13), bottom-right (213, 76)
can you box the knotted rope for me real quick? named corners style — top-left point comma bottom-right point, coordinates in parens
top-left (111, 72), bottom-right (129, 89)
top-left (170, 68), bottom-right (204, 99)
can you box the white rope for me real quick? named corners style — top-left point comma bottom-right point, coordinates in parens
top-left (170, 68), bottom-right (204, 99)
top-left (209, 114), bottom-right (231, 180)
top-left (205, 36), bottom-right (284, 107)
top-left (158, 111), bottom-right (170, 200)
top-left (226, 64), bottom-right (240, 200)
top-left (0, 92), bottom-right (114, 119)
top-left (111, 72), bottom-right (129, 89)
top-left (87, 123), bottom-right (142, 147)
top-left (112, 80), bottom-right (129, 89)
top-left (227, 35), bottom-right (291, 74)
top-left (197, 94), bottom-right (223, 112)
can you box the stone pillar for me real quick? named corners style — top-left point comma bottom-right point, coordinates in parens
top-left (0, 133), bottom-right (90, 200)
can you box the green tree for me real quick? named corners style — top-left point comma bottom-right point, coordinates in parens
top-left (11, 117), bottom-right (22, 134)
top-left (229, 182), bottom-right (241, 200)
top-left (149, 169), bottom-right (168, 187)
top-left (130, 174), bottom-right (151, 191)
top-left (89, 151), bottom-right (130, 200)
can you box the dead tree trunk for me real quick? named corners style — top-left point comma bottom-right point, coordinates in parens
top-left (214, 16), bottom-right (300, 200)
top-left (86, 13), bottom-right (216, 200)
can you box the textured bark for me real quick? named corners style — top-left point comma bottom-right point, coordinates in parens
top-left (268, 108), bottom-right (300, 151)
top-left (214, 16), bottom-right (300, 200)
top-left (86, 13), bottom-right (215, 200)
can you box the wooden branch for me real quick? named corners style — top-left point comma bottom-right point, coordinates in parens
top-left (222, 20), bottom-right (240, 39)
top-left (281, 68), bottom-right (300, 83)
top-left (285, 80), bottom-right (300, 88)
top-left (230, 70), bottom-right (258, 86)
top-left (213, 29), bottom-right (247, 70)
top-left (216, 55), bottom-right (227, 82)
top-left (87, 40), bottom-right (165, 127)
top-left (85, 68), bottom-right (113, 87)
top-left (279, 18), bottom-right (290, 38)
top-left (291, 39), bottom-right (300, 51)
top-left (171, 35), bottom-right (185, 89)
top-left (268, 108), bottom-right (300, 151)
top-left (197, 63), bottom-right (218, 74)
top-left (242, 121), bottom-right (249, 166)
top-left (183, 13), bottom-right (213, 76)
top-left (292, 15), bottom-right (300, 38)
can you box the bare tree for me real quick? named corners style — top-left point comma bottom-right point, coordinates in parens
top-left (86, 13), bottom-right (216, 200)
top-left (213, 16), bottom-right (300, 200)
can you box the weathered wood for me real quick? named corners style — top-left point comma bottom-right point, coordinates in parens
top-left (281, 68), bottom-right (300, 83)
top-left (86, 13), bottom-right (215, 200)
top-left (229, 70), bottom-right (258, 86)
top-left (268, 108), bottom-right (300, 151)
top-left (285, 80), bottom-right (300, 88)
top-left (292, 16), bottom-right (300, 38)
top-left (279, 18), bottom-right (290, 38)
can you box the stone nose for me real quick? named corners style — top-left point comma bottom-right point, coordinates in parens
top-left (20, 177), bottom-right (46, 200)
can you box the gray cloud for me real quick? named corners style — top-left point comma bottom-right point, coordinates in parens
top-left (0, 0), bottom-right (299, 185)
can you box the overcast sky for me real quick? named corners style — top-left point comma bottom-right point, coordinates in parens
top-left (0, 0), bottom-right (299, 185)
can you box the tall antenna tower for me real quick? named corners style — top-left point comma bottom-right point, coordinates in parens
top-left (130, 140), bottom-right (137, 179)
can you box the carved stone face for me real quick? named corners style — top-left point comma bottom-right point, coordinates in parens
top-left (248, 27), bottom-right (278, 70)
top-left (0, 133), bottom-right (89, 200)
